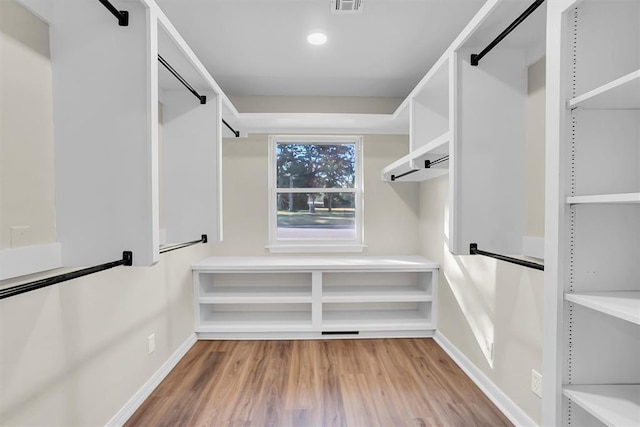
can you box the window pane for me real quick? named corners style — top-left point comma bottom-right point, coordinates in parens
top-left (276, 193), bottom-right (356, 240)
top-left (276, 143), bottom-right (355, 189)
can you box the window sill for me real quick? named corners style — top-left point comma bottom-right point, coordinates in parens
top-left (266, 244), bottom-right (366, 254)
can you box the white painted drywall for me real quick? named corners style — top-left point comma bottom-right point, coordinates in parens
top-left (0, 0), bottom-right (56, 250)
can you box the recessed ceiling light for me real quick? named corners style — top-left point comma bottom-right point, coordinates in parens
top-left (307, 32), bottom-right (327, 46)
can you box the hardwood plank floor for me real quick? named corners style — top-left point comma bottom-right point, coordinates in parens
top-left (125, 339), bottom-right (513, 427)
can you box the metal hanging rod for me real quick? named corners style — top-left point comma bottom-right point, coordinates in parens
top-left (0, 252), bottom-right (133, 300)
top-left (425, 155), bottom-right (449, 168)
top-left (391, 169), bottom-right (419, 181)
top-left (97, 0), bottom-right (129, 26)
top-left (222, 119), bottom-right (240, 138)
top-left (158, 54), bottom-right (207, 105)
top-left (470, 0), bottom-right (545, 66)
top-left (159, 235), bottom-right (207, 254)
top-left (470, 243), bottom-right (544, 271)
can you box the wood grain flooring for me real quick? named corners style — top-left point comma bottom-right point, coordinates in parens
top-left (125, 339), bottom-right (513, 427)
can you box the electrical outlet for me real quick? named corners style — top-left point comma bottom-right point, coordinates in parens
top-left (148, 333), bottom-right (155, 355)
top-left (531, 369), bottom-right (542, 398)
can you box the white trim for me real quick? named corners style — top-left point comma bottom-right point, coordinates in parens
top-left (266, 244), bottom-right (365, 253)
top-left (434, 331), bottom-right (538, 427)
top-left (105, 333), bottom-right (197, 427)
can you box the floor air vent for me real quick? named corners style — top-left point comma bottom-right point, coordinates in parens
top-left (331, 0), bottom-right (363, 13)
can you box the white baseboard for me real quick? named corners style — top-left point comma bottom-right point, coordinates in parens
top-left (434, 331), bottom-right (538, 427)
top-left (106, 333), bottom-right (197, 427)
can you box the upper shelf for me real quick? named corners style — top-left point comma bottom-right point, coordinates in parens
top-left (569, 70), bottom-right (640, 110)
top-left (565, 291), bottom-right (640, 325)
top-left (227, 113), bottom-right (409, 136)
top-left (381, 132), bottom-right (450, 182)
top-left (566, 193), bottom-right (640, 205)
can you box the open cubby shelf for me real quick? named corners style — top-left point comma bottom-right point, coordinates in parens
top-left (192, 256), bottom-right (438, 338)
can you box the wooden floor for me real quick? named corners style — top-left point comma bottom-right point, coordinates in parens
top-left (126, 339), bottom-right (512, 427)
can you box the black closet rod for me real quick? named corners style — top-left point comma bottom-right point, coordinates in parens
top-left (159, 235), bottom-right (208, 254)
top-left (158, 54), bottom-right (207, 105)
top-left (391, 169), bottom-right (419, 181)
top-left (425, 155), bottom-right (449, 168)
top-left (97, 0), bottom-right (129, 26)
top-left (470, 0), bottom-right (545, 66)
top-left (470, 243), bottom-right (544, 271)
top-left (222, 119), bottom-right (240, 138)
top-left (0, 252), bottom-right (133, 300)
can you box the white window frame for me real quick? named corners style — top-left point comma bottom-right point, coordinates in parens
top-left (267, 135), bottom-right (364, 253)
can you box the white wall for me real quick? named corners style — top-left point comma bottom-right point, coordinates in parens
top-left (527, 58), bottom-right (545, 237)
top-left (419, 60), bottom-right (546, 424)
top-left (0, 246), bottom-right (206, 426)
top-left (0, 0), bottom-right (56, 249)
top-left (209, 132), bottom-right (419, 256)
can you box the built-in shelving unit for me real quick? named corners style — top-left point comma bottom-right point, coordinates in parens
top-left (381, 54), bottom-right (451, 183)
top-left (544, 1), bottom-right (640, 425)
top-left (383, 0), bottom-right (547, 256)
top-left (192, 256), bottom-right (438, 339)
top-left (381, 132), bottom-right (450, 182)
top-left (9, 0), bottom-right (238, 269)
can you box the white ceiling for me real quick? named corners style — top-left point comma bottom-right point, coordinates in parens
top-left (155, 0), bottom-right (487, 98)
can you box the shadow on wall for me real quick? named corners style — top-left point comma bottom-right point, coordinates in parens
top-left (0, 245), bottom-right (201, 425)
top-left (439, 204), bottom-right (544, 372)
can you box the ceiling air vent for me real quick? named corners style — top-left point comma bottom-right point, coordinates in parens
top-left (331, 0), bottom-right (363, 14)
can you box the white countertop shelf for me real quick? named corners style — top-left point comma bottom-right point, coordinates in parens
top-left (566, 193), bottom-right (640, 205)
top-left (200, 286), bottom-right (312, 304)
top-left (381, 132), bottom-right (450, 182)
top-left (564, 384), bottom-right (640, 427)
top-left (565, 291), bottom-right (640, 326)
top-left (323, 285), bottom-right (432, 303)
top-left (193, 256), bottom-right (439, 272)
top-left (569, 69), bottom-right (640, 110)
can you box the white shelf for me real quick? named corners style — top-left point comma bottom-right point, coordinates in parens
top-left (193, 256), bottom-right (439, 272)
top-left (200, 286), bottom-right (312, 304)
top-left (381, 132), bottom-right (450, 182)
top-left (199, 311), bottom-right (313, 333)
top-left (234, 112), bottom-right (408, 136)
top-left (193, 256), bottom-right (438, 337)
top-left (564, 384), bottom-right (640, 427)
top-left (569, 70), bottom-right (640, 110)
top-left (567, 193), bottom-right (640, 205)
top-left (323, 310), bottom-right (431, 331)
top-left (322, 285), bottom-right (431, 303)
top-left (565, 292), bottom-right (640, 326)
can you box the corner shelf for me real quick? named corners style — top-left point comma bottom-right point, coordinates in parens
top-left (565, 292), bottom-right (640, 326)
top-left (381, 132), bottom-right (450, 182)
top-left (569, 69), bottom-right (640, 110)
top-left (566, 193), bottom-right (640, 205)
top-left (563, 385), bottom-right (640, 427)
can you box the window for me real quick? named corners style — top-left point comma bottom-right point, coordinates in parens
top-left (268, 135), bottom-right (364, 252)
